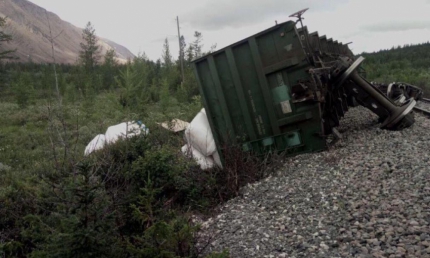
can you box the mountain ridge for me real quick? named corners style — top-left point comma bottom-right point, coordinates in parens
top-left (0, 0), bottom-right (135, 63)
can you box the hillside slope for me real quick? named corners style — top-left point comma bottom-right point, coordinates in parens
top-left (0, 0), bottom-right (135, 63)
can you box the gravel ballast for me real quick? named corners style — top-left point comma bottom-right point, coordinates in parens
top-left (198, 106), bottom-right (430, 257)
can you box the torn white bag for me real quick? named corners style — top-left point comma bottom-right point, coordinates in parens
top-left (84, 134), bottom-right (106, 156)
top-left (181, 144), bottom-right (214, 170)
top-left (184, 109), bottom-right (216, 156)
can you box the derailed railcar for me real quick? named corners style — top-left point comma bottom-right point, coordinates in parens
top-left (192, 9), bottom-right (420, 157)
top-left (193, 21), bottom-right (325, 156)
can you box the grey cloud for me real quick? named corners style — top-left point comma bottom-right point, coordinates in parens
top-left (362, 21), bottom-right (430, 32)
top-left (183, 0), bottom-right (347, 30)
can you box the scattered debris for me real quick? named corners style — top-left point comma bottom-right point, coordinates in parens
top-left (84, 121), bottom-right (148, 156)
top-left (159, 119), bottom-right (190, 133)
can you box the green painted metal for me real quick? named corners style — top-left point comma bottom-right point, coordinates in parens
top-left (319, 36), bottom-right (328, 53)
top-left (309, 32), bottom-right (320, 52)
top-left (249, 38), bottom-right (281, 136)
top-left (192, 21), bottom-right (327, 157)
top-left (327, 38), bottom-right (335, 54)
top-left (333, 41), bottom-right (340, 54)
top-left (207, 56), bottom-right (236, 140)
top-left (225, 49), bottom-right (258, 140)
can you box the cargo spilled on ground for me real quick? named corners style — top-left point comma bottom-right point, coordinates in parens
top-left (1, 4), bottom-right (430, 258)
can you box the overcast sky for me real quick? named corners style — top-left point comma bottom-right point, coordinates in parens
top-left (30, 0), bottom-right (430, 61)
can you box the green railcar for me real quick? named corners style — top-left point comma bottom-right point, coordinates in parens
top-left (192, 21), bottom-right (326, 156)
top-left (192, 18), bottom-right (417, 159)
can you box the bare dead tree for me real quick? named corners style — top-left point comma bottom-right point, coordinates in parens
top-left (44, 9), bottom-right (62, 106)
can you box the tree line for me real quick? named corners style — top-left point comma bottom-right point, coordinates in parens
top-left (0, 21), bottom-right (210, 109)
top-left (361, 42), bottom-right (430, 94)
top-left (1, 19), bottom-right (237, 258)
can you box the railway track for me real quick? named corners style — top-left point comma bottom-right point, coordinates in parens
top-left (414, 97), bottom-right (430, 117)
top-left (421, 97), bottom-right (430, 104)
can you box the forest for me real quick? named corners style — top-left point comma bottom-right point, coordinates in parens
top-left (361, 42), bottom-right (430, 95)
top-left (0, 22), bottom-right (240, 257)
top-left (0, 18), bottom-right (429, 257)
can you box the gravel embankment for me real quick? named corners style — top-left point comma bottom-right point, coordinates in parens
top-left (199, 106), bottom-right (430, 257)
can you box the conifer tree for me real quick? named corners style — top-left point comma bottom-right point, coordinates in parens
top-left (192, 31), bottom-right (203, 58)
top-left (179, 35), bottom-right (186, 60)
top-left (79, 22), bottom-right (101, 72)
top-left (161, 38), bottom-right (173, 69)
top-left (101, 49), bottom-right (118, 89)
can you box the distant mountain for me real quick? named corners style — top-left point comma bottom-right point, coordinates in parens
top-left (0, 0), bottom-right (135, 64)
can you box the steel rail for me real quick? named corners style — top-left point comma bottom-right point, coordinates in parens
top-left (421, 98), bottom-right (430, 104)
top-left (413, 106), bottom-right (430, 117)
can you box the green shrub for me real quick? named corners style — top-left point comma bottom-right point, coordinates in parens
top-left (12, 73), bottom-right (35, 109)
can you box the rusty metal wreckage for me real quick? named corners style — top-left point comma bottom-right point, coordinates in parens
top-left (192, 8), bottom-right (426, 159)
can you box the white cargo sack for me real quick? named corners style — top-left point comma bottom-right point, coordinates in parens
top-left (181, 144), bottom-right (214, 170)
top-left (212, 151), bottom-right (223, 168)
top-left (84, 134), bottom-right (106, 156)
top-left (184, 109), bottom-right (216, 156)
top-left (105, 121), bottom-right (148, 144)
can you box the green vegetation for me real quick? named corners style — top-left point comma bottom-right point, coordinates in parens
top-left (79, 22), bottom-right (101, 73)
top-left (2, 17), bottom-right (428, 256)
top-left (0, 21), bottom-right (264, 258)
top-left (361, 42), bottom-right (430, 95)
